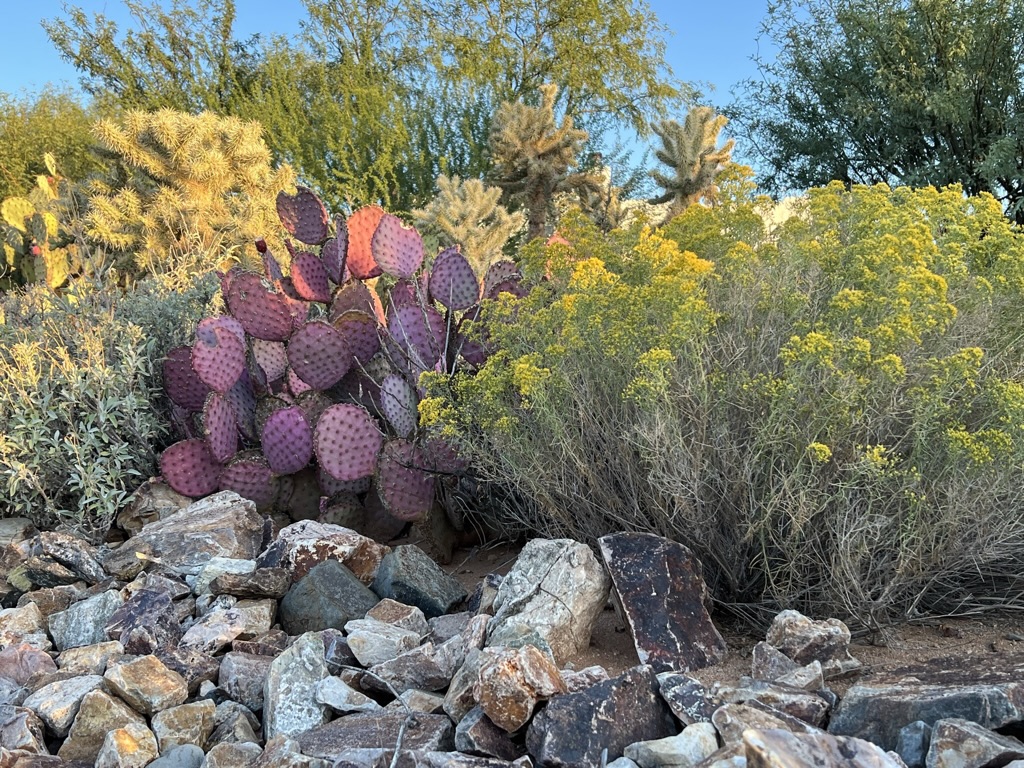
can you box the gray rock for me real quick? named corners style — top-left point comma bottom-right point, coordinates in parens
top-left (456, 706), bottom-right (525, 760)
top-left (233, 599), bottom-right (277, 639)
top-left (487, 538), bottom-right (609, 666)
top-left (103, 655), bottom-right (188, 716)
top-left (526, 665), bottom-right (677, 766)
top-left (220, 652), bottom-right (273, 712)
top-left (765, 609), bottom-right (861, 679)
top-left (148, 744), bottom-right (205, 768)
top-left (716, 678), bottom-right (831, 727)
top-left (367, 598), bottom-right (431, 636)
top-left (263, 631), bottom-right (329, 739)
top-left (444, 647), bottom-right (483, 724)
top-left (179, 608), bottom-right (248, 654)
top-left (104, 588), bottom-right (182, 655)
top-left (55, 640), bottom-right (124, 676)
top-left (254, 735), bottom-right (331, 767)
top-left (372, 545), bottom-right (468, 619)
top-left (657, 673), bottom-right (721, 726)
top-left (624, 722), bottom-right (719, 767)
top-left (599, 533), bottom-right (727, 674)
top-left (607, 759), bottom-right (642, 768)
top-left (0, 705), bottom-right (47, 754)
top-left (894, 721), bottom-right (931, 768)
top-left (192, 558), bottom-right (257, 595)
top-left (315, 675), bottom-right (383, 713)
top-left (742, 727), bottom-right (904, 767)
top-left (158, 647), bottom-right (220, 695)
top-left (925, 717), bottom-right (1024, 768)
top-left (21, 673), bottom-right (104, 737)
top-left (561, 665), bottom-right (610, 693)
top-left (38, 531), bottom-right (108, 585)
top-left (389, 689), bottom-right (446, 714)
top-left (0, 604), bottom-right (46, 647)
top-left (712, 701), bottom-right (820, 746)
top-left (47, 589), bottom-right (123, 652)
top-left (209, 701), bottom-right (260, 746)
top-left (57, 689), bottom-right (146, 763)
top-left (346, 618), bottom-right (423, 667)
top-left (279, 559), bottom-right (379, 634)
top-left (151, 699), bottom-right (216, 752)
top-left (210, 567), bottom-right (291, 599)
top-left (204, 741), bottom-right (264, 768)
top-left (296, 712), bottom-right (455, 760)
top-left (0, 676), bottom-right (26, 707)
top-left (422, 754), bottom-right (533, 768)
top-left (95, 720), bottom-right (159, 768)
top-left (204, 741), bottom-right (263, 767)
top-left (750, 641), bottom-right (800, 682)
top-left (117, 491), bottom-right (265, 575)
top-left (365, 637), bottom-right (465, 695)
top-left (429, 612), bottom-right (474, 644)
top-left (829, 654), bottom-right (1024, 751)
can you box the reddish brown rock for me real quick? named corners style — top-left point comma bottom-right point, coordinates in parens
top-left (257, 520), bottom-right (389, 583)
top-left (296, 712), bottom-right (454, 760)
top-left (0, 645), bottom-right (56, 687)
top-left (599, 532), bottom-right (727, 674)
top-left (766, 610), bottom-right (860, 679)
top-left (474, 644), bottom-right (566, 732)
top-left (743, 727), bottom-right (905, 767)
top-left (210, 568), bottom-right (291, 599)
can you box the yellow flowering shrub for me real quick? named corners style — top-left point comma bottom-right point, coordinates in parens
top-left (434, 183), bottom-right (1024, 627)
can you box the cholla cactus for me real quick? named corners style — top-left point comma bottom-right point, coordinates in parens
top-left (412, 175), bottom-right (525, 272)
top-left (489, 84), bottom-right (600, 241)
top-left (649, 107), bottom-right (735, 219)
top-left (159, 186), bottom-right (525, 531)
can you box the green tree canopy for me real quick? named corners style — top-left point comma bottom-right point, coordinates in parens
top-left (44, 0), bottom-right (687, 212)
top-left (730, 0), bottom-right (1024, 222)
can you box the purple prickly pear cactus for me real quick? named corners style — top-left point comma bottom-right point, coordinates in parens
top-left (314, 403), bottom-right (383, 481)
top-left (388, 278), bottom-right (419, 309)
top-left (224, 370), bottom-right (258, 443)
top-left (386, 303), bottom-right (445, 374)
top-left (160, 439), bottom-right (223, 498)
top-left (346, 205), bottom-right (385, 279)
top-left (276, 186), bottom-right (330, 245)
top-left (371, 213), bottom-right (424, 279)
top-left (380, 373), bottom-right (418, 438)
top-left (219, 450), bottom-right (278, 509)
top-left (256, 239), bottom-right (285, 282)
top-left (329, 281), bottom-right (385, 324)
top-left (287, 320), bottom-right (352, 390)
top-left (163, 346), bottom-right (212, 412)
top-left (288, 367), bottom-right (313, 396)
top-left (321, 215), bottom-right (348, 284)
top-left (251, 339), bottom-right (288, 383)
top-left (429, 246), bottom-right (480, 311)
top-left (290, 251), bottom-right (332, 303)
top-left (376, 439), bottom-right (434, 521)
top-left (202, 392), bottom-right (238, 463)
top-left (331, 310), bottom-right (380, 364)
top-left (192, 323), bottom-right (246, 393)
top-left (225, 272), bottom-right (294, 342)
top-left (482, 260), bottom-right (523, 297)
top-left (261, 405), bottom-right (314, 475)
top-left (318, 466), bottom-right (372, 496)
top-left (199, 315), bottom-right (246, 345)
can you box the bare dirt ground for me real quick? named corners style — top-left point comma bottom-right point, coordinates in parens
top-left (408, 534), bottom-right (1024, 691)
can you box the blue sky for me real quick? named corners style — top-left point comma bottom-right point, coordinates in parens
top-left (1, 1), bottom-right (771, 100)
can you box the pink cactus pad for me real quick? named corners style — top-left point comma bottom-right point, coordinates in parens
top-left (219, 451), bottom-right (278, 509)
top-left (332, 310), bottom-right (380, 364)
top-left (252, 339), bottom-right (289, 383)
top-left (315, 403), bottom-right (383, 481)
top-left (329, 281), bottom-right (386, 324)
top-left (261, 405), bottom-right (314, 475)
top-left (321, 230), bottom-right (347, 285)
top-left (318, 465), bottom-right (372, 496)
top-left (163, 346), bottom-right (212, 412)
top-left (225, 272), bottom-right (294, 341)
top-left (225, 370), bottom-right (258, 442)
top-left (371, 213), bottom-right (424, 278)
top-left (376, 439), bottom-right (434, 521)
top-left (421, 437), bottom-right (470, 474)
top-left (288, 367), bottom-right (313, 396)
top-left (387, 304), bottom-right (445, 372)
top-left (286, 320), bottom-right (352, 390)
top-left (295, 390), bottom-right (332, 427)
top-left (483, 260), bottom-right (523, 297)
top-left (159, 439), bottom-right (223, 498)
top-left (275, 276), bottom-right (312, 331)
top-left (262, 248), bottom-right (284, 282)
top-left (202, 392), bottom-right (238, 463)
top-left (276, 186), bottom-right (330, 245)
top-left (290, 251), bottom-right (332, 303)
top-left (429, 247), bottom-right (480, 311)
top-left (380, 373), bottom-right (418, 438)
top-left (388, 279), bottom-right (419, 309)
top-left (346, 205), bottom-right (386, 279)
top-left (192, 323), bottom-right (246, 393)
top-left (198, 315), bottom-right (246, 345)
top-left (486, 279), bottom-right (528, 300)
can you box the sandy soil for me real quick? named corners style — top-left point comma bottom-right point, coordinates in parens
top-left (408, 533), bottom-right (1024, 690)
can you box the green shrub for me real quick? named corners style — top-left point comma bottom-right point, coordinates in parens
top-left (0, 272), bottom-right (217, 540)
top-left (427, 182), bottom-right (1024, 628)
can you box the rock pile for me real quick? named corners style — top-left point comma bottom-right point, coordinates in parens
top-left (0, 493), bottom-right (1022, 767)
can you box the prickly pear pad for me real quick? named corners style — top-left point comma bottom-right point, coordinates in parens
top-left (315, 403), bottom-right (383, 481)
top-left (160, 439), bottom-right (223, 498)
top-left (287, 321), bottom-right (352, 390)
top-left (203, 392), bottom-right (239, 463)
top-left (276, 186), bottom-right (330, 245)
top-left (291, 251), bottom-right (332, 303)
top-left (387, 304), bottom-right (445, 373)
top-left (219, 451), bottom-right (278, 509)
top-left (330, 281), bottom-right (386, 324)
top-left (164, 346), bottom-right (212, 412)
top-left (321, 223), bottom-right (347, 285)
top-left (318, 466), bottom-right (372, 496)
top-left (429, 247), bottom-right (480, 311)
top-left (371, 213), bottom-right (425, 279)
top-left (331, 310), bottom-right (380, 365)
top-left (192, 323), bottom-right (246, 393)
top-left (380, 373), bottom-right (418, 438)
top-left (346, 205), bottom-right (386, 279)
top-left (252, 339), bottom-right (288, 383)
top-left (377, 439), bottom-right (434, 521)
top-left (261, 405), bottom-right (314, 475)
top-left (483, 260), bottom-right (523, 298)
top-left (225, 272), bottom-right (294, 342)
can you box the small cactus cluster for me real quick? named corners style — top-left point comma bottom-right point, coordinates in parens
top-left (159, 186), bottom-right (524, 528)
